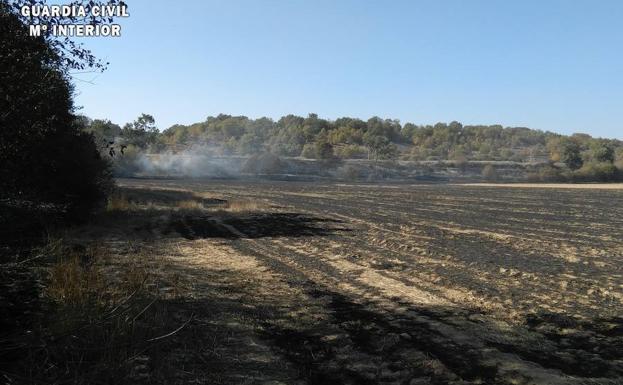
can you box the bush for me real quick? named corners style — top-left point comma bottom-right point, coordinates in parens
top-left (315, 140), bottom-right (335, 160)
top-left (301, 143), bottom-right (317, 159)
top-left (526, 164), bottom-right (565, 182)
top-left (482, 164), bottom-right (499, 181)
top-left (572, 162), bottom-right (621, 182)
top-left (241, 152), bottom-right (285, 174)
top-left (60, 133), bottom-right (114, 217)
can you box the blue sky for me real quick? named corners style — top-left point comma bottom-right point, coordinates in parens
top-left (74, 0), bottom-right (623, 138)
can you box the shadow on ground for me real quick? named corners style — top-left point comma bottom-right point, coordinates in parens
top-left (260, 285), bottom-right (623, 384)
top-left (35, 257), bottom-right (620, 385)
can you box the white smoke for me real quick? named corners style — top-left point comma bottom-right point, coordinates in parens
top-left (131, 147), bottom-right (245, 178)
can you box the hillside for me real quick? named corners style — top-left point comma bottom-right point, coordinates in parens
top-left (83, 114), bottom-right (623, 182)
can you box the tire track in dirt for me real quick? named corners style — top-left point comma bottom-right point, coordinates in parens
top-left (206, 220), bottom-right (611, 384)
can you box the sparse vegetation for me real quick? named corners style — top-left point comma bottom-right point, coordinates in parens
top-left (177, 199), bottom-right (204, 210)
top-left (46, 252), bottom-right (105, 306)
top-left (106, 193), bottom-right (134, 211)
top-left (224, 199), bottom-right (267, 212)
top-left (1, 234), bottom-right (193, 384)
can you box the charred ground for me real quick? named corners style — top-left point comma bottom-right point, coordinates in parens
top-left (2, 180), bottom-right (622, 384)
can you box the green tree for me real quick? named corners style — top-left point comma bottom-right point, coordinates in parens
top-left (559, 138), bottom-right (583, 170)
top-left (238, 132), bottom-right (264, 154)
top-left (122, 114), bottom-right (159, 149)
top-left (315, 140), bottom-right (335, 160)
top-left (363, 134), bottom-right (398, 161)
top-left (590, 141), bottom-right (615, 163)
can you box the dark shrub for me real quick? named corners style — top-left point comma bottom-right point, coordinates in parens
top-left (572, 162), bottom-right (621, 182)
top-left (533, 164), bottom-right (565, 182)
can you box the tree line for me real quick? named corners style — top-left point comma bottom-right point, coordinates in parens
top-left (84, 113), bottom-right (623, 181)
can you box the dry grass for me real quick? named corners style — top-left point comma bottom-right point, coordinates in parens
top-left (177, 199), bottom-right (204, 210)
top-left (119, 248), bottom-right (152, 293)
top-left (46, 243), bottom-right (106, 306)
top-left (1, 238), bottom-right (193, 385)
top-left (109, 190), bottom-right (211, 212)
top-left (224, 199), bottom-right (267, 212)
top-left (106, 192), bottom-right (134, 211)
top-left (47, 256), bottom-right (105, 306)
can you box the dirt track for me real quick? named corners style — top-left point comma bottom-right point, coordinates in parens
top-left (102, 179), bottom-right (623, 384)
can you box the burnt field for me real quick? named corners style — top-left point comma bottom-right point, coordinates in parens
top-left (5, 179), bottom-right (622, 385)
top-left (105, 179), bottom-right (623, 384)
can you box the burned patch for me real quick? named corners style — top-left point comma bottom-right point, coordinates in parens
top-left (499, 311), bottom-right (623, 377)
top-left (224, 213), bottom-right (347, 238)
top-left (170, 213), bottom-right (348, 239)
top-left (119, 187), bottom-right (226, 206)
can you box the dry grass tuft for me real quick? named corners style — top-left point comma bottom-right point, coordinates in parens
top-left (225, 199), bottom-right (267, 212)
top-left (106, 193), bottom-right (134, 211)
top-left (120, 253), bottom-right (151, 293)
top-left (47, 256), bottom-right (104, 306)
top-left (44, 241), bottom-right (112, 306)
top-left (177, 199), bottom-right (204, 210)
top-left (1, 238), bottom-right (193, 384)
